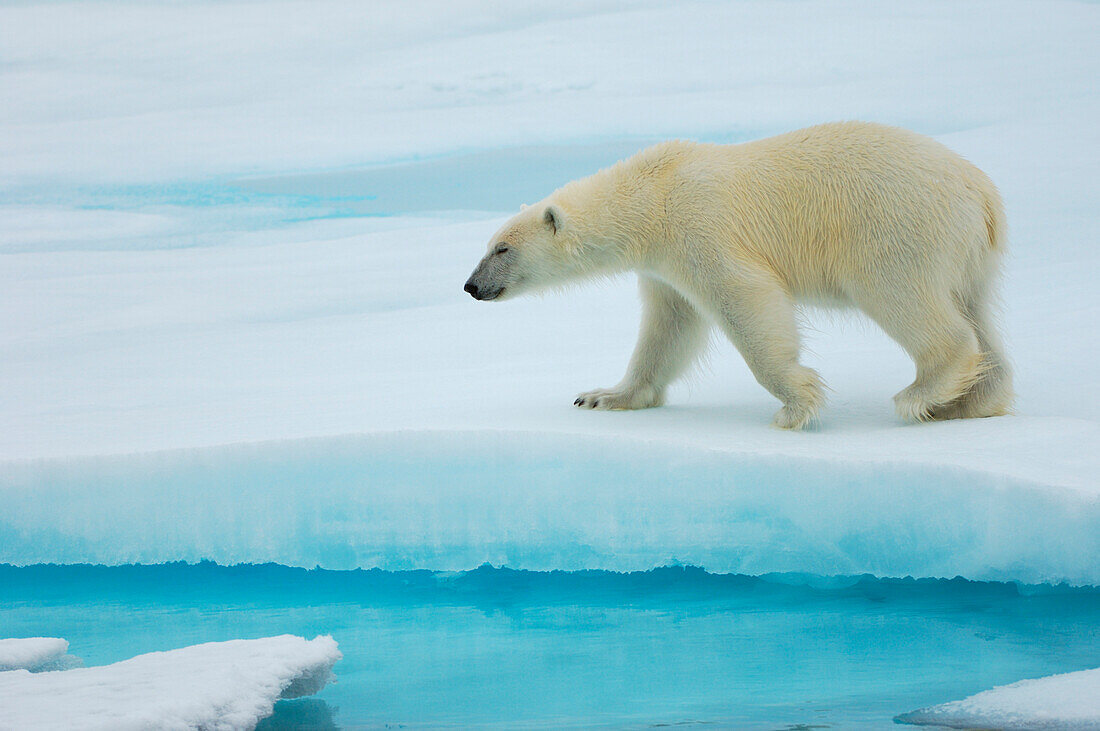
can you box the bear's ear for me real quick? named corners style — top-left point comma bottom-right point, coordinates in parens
top-left (520, 203), bottom-right (529, 211)
top-left (543, 205), bottom-right (565, 235)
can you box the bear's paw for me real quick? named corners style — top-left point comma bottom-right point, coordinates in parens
top-left (573, 385), bottom-right (663, 411)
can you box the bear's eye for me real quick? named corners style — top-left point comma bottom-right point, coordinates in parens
top-left (494, 244), bottom-right (510, 255)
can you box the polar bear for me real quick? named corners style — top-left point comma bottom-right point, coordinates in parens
top-left (464, 122), bottom-right (1012, 429)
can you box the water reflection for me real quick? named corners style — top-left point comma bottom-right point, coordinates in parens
top-left (1, 563), bottom-right (1097, 730)
top-left (256, 698), bottom-right (339, 731)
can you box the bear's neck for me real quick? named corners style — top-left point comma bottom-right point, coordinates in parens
top-left (566, 168), bottom-right (670, 275)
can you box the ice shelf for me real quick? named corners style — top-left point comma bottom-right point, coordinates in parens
top-left (2, 431), bottom-right (1097, 584)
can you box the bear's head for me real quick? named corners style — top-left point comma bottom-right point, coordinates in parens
top-left (464, 202), bottom-right (581, 301)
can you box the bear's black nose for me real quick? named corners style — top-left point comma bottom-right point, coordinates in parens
top-left (464, 280), bottom-right (480, 299)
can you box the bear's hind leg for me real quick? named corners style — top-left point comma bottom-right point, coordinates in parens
top-left (575, 276), bottom-right (708, 410)
top-left (713, 273), bottom-right (825, 430)
top-left (862, 295), bottom-right (985, 422)
top-left (935, 288), bottom-right (1013, 419)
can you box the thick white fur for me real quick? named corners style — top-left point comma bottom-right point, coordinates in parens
top-left (469, 121), bottom-right (1013, 428)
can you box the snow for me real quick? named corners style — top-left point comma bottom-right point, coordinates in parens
top-left (0, 638), bottom-right (75, 672)
top-left (0, 635), bottom-right (341, 731)
top-left (0, 1), bottom-right (1098, 581)
top-left (896, 666), bottom-right (1100, 730)
top-left (1, 0), bottom-right (1095, 184)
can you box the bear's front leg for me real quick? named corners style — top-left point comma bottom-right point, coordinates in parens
top-left (574, 276), bottom-right (708, 411)
top-left (713, 271), bottom-right (825, 430)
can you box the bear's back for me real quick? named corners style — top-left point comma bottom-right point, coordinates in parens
top-left (652, 122), bottom-right (1000, 301)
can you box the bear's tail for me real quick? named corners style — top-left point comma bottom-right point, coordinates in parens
top-left (982, 181), bottom-right (1007, 253)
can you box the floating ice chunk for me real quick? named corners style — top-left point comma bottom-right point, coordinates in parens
top-left (896, 666), bottom-right (1100, 730)
top-left (0, 635), bottom-right (340, 731)
top-left (0, 637), bottom-right (77, 672)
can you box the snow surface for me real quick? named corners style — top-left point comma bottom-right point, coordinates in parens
top-left (0, 638), bottom-right (74, 672)
top-left (897, 666), bottom-right (1100, 730)
top-left (0, 635), bottom-right (340, 731)
top-left (0, 1), bottom-right (1098, 581)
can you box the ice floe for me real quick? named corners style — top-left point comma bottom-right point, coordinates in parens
top-left (0, 637), bottom-right (75, 672)
top-left (0, 635), bottom-right (340, 731)
top-left (897, 666), bottom-right (1100, 730)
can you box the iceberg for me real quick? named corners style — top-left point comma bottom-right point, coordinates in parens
top-left (896, 666), bottom-right (1100, 730)
top-left (0, 635), bottom-right (340, 731)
